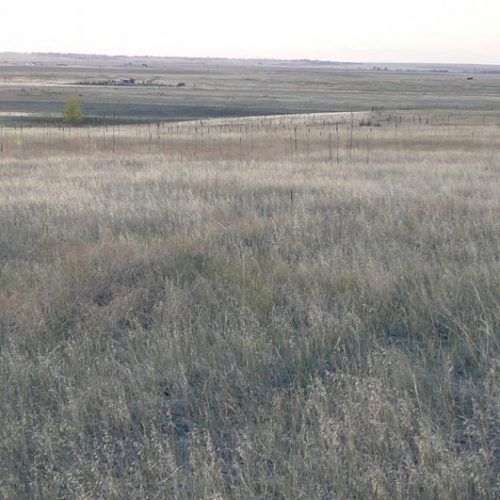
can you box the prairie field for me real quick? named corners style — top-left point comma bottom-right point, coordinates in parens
top-left (0, 56), bottom-right (499, 499)
top-left (2, 54), bottom-right (500, 125)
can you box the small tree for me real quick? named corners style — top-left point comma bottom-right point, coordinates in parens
top-left (63, 96), bottom-right (84, 125)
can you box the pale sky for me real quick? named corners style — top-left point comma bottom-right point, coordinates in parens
top-left (1, 0), bottom-right (499, 64)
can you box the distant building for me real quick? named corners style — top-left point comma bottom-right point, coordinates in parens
top-left (100, 78), bottom-right (136, 86)
top-left (78, 77), bottom-right (139, 86)
top-left (117, 78), bottom-right (136, 86)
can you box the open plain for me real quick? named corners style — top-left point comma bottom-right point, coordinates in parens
top-left (0, 55), bottom-right (499, 498)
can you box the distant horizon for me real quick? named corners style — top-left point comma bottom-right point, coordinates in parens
top-left (2, 50), bottom-right (500, 68)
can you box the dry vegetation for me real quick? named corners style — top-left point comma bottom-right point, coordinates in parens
top-left (0, 111), bottom-right (499, 498)
top-left (2, 56), bottom-right (500, 125)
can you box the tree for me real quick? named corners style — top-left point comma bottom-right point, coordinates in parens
top-left (63, 96), bottom-right (84, 125)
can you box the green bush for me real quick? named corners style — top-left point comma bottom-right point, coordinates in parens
top-left (63, 96), bottom-right (84, 125)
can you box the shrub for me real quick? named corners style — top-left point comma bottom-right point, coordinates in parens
top-left (63, 96), bottom-right (84, 125)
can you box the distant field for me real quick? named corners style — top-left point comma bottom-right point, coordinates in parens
top-left (1, 53), bottom-right (500, 124)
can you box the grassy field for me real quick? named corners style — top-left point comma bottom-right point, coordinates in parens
top-left (0, 56), bottom-right (499, 498)
top-left (2, 54), bottom-right (500, 125)
top-left (0, 106), bottom-right (499, 498)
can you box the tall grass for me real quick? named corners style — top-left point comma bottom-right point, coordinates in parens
top-left (0, 111), bottom-right (499, 498)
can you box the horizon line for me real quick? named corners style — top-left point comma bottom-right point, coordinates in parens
top-left (2, 50), bottom-right (500, 68)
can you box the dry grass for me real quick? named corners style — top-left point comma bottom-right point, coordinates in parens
top-left (3, 58), bottom-right (500, 125)
top-left (0, 111), bottom-right (499, 498)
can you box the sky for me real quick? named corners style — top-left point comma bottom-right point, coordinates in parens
top-left (1, 0), bottom-right (499, 64)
